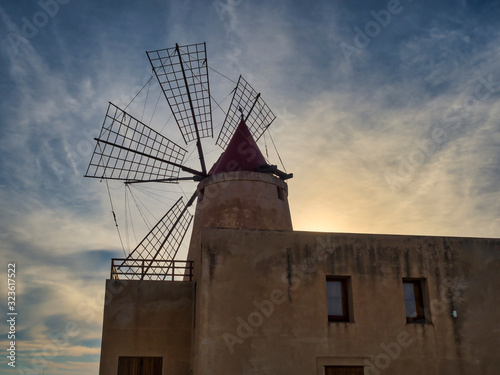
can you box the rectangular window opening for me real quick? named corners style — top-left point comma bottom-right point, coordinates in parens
top-left (325, 365), bottom-right (364, 375)
top-left (117, 356), bottom-right (163, 375)
top-left (403, 279), bottom-right (426, 323)
top-left (326, 277), bottom-right (350, 322)
top-left (277, 186), bottom-right (284, 201)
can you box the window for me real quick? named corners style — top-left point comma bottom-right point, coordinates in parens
top-left (326, 277), bottom-right (350, 322)
top-left (325, 365), bottom-right (364, 375)
top-left (277, 186), bottom-right (284, 200)
top-left (117, 357), bottom-right (162, 375)
top-left (403, 280), bottom-right (425, 323)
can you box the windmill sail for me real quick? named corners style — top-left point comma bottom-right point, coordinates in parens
top-left (85, 103), bottom-right (195, 182)
top-left (216, 75), bottom-right (276, 149)
top-left (114, 196), bottom-right (194, 281)
top-left (147, 42), bottom-right (212, 145)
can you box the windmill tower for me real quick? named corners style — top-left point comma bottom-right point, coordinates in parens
top-left (86, 42), bottom-right (293, 375)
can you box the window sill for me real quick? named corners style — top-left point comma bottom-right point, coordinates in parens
top-left (405, 321), bottom-right (434, 326)
top-left (406, 319), bottom-right (426, 324)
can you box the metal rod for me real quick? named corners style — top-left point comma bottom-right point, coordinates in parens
top-left (125, 176), bottom-right (197, 184)
top-left (111, 258), bottom-right (193, 279)
top-left (94, 137), bottom-right (204, 177)
top-left (245, 93), bottom-right (261, 121)
top-left (255, 164), bottom-right (293, 180)
top-left (175, 43), bottom-right (207, 175)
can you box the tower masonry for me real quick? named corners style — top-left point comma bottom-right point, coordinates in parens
top-left (193, 171), bottom-right (293, 232)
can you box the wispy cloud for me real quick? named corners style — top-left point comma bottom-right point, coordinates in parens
top-left (1, 0), bottom-right (499, 373)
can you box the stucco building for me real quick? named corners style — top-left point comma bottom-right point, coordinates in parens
top-left (98, 121), bottom-right (500, 375)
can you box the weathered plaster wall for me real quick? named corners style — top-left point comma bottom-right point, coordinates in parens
top-left (187, 171), bottom-right (292, 280)
top-left (99, 280), bottom-right (193, 375)
top-left (186, 171), bottom-right (294, 373)
top-left (193, 229), bottom-right (500, 375)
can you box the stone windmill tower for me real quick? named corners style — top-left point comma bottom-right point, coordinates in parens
top-left (87, 42), bottom-right (294, 375)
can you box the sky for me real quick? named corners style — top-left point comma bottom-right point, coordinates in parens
top-left (0, 0), bottom-right (499, 373)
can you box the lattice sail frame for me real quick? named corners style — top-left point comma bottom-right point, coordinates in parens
top-left (115, 197), bottom-right (193, 280)
top-left (216, 75), bottom-right (276, 149)
top-left (85, 103), bottom-right (187, 182)
top-left (147, 42), bottom-right (213, 144)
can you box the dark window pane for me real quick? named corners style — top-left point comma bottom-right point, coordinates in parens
top-left (403, 280), bottom-right (425, 323)
top-left (326, 277), bottom-right (349, 322)
top-left (327, 281), bottom-right (343, 316)
top-left (118, 357), bottom-right (162, 375)
top-left (325, 365), bottom-right (364, 375)
top-left (403, 282), bottom-right (417, 317)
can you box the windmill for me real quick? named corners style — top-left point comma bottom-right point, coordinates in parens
top-left (85, 42), bottom-right (291, 281)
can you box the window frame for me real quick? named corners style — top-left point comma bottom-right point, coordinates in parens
top-left (324, 365), bottom-right (364, 375)
top-left (117, 356), bottom-right (163, 375)
top-left (326, 276), bottom-right (350, 322)
top-left (277, 186), bottom-right (285, 200)
top-left (402, 279), bottom-right (426, 324)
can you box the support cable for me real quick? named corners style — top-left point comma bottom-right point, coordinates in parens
top-left (124, 187), bottom-right (130, 253)
top-left (125, 186), bottom-right (138, 248)
top-left (209, 66), bottom-right (237, 84)
top-left (263, 132), bottom-right (270, 159)
top-left (130, 184), bottom-right (178, 205)
top-left (104, 179), bottom-right (127, 257)
top-left (124, 72), bottom-right (155, 111)
top-left (127, 184), bottom-right (154, 230)
top-left (141, 74), bottom-right (153, 121)
top-left (132, 184), bottom-right (180, 196)
top-left (268, 130), bottom-right (287, 172)
top-left (149, 90), bottom-right (163, 126)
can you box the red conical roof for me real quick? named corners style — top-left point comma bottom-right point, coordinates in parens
top-left (209, 119), bottom-right (267, 175)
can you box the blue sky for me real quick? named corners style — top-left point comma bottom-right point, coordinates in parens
top-left (1, 0), bottom-right (499, 374)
